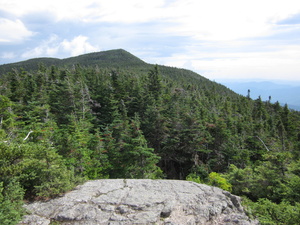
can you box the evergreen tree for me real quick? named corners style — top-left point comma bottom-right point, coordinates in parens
top-left (147, 65), bottom-right (161, 101)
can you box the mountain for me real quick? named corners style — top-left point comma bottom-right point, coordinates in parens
top-left (0, 49), bottom-right (147, 74)
top-left (222, 81), bottom-right (300, 111)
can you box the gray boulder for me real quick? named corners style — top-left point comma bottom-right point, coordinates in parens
top-left (19, 179), bottom-right (258, 225)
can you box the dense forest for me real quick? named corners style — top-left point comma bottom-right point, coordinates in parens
top-left (1, 49), bottom-right (300, 224)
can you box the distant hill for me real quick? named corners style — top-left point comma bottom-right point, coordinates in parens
top-left (222, 81), bottom-right (300, 111)
top-left (0, 49), bottom-right (147, 74)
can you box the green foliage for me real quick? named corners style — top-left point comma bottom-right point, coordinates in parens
top-left (22, 143), bottom-right (79, 198)
top-left (0, 142), bottom-right (28, 182)
top-left (207, 172), bottom-right (232, 192)
top-left (147, 65), bottom-right (161, 100)
top-left (186, 171), bottom-right (232, 192)
top-left (245, 198), bottom-right (300, 225)
top-left (0, 180), bottom-right (25, 225)
top-left (0, 95), bottom-right (16, 133)
top-left (226, 164), bottom-right (253, 196)
top-left (186, 172), bottom-right (201, 184)
top-left (103, 112), bottom-right (162, 179)
top-left (0, 142), bottom-right (79, 199)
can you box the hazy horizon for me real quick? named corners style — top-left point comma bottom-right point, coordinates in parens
top-left (217, 78), bottom-right (300, 86)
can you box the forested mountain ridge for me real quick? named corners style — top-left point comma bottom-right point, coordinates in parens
top-left (1, 49), bottom-right (300, 224)
top-left (0, 49), bottom-right (146, 74)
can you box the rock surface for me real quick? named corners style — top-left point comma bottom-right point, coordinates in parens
top-left (19, 179), bottom-right (258, 225)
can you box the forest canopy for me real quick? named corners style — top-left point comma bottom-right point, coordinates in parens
top-left (1, 49), bottom-right (300, 224)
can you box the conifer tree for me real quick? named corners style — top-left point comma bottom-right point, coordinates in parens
top-left (148, 65), bottom-right (161, 101)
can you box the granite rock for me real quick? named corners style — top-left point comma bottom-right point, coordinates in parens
top-left (19, 179), bottom-right (258, 225)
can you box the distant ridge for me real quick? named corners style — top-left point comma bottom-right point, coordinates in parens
top-left (0, 49), bottom-right (147, 74)
top-left (0, 57), bottom-right (61, 74)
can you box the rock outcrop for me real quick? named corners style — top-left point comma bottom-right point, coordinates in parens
top-left (19, 179), bottom-right (258, 225)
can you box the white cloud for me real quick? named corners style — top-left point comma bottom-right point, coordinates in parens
top-left (86, 0), bottom-right (167, 23)
top-left (61, 35), bottom-right (99, 56)
top-left (1, 52), bottom-right (16, 59)
top-left (0, 0), bottom-right (166, 22)
top-left (21, 34), bottom-right (59, 58)
top-left (0, 18), bottom-right (33, 43)
top-left (2, 0), bottom-right (300, 41)
top-left (162, 44), bottom-right (300, 81)
top-left (163, 0), bottom-right (300, 41)
top-left (21, 35), bottom-right (99, 59)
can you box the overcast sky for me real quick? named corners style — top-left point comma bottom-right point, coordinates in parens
top-left (1, 0), bottom-right (300, 82)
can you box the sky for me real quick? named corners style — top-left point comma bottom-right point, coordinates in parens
top-left (1, 0), bottom-right (300, 83)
